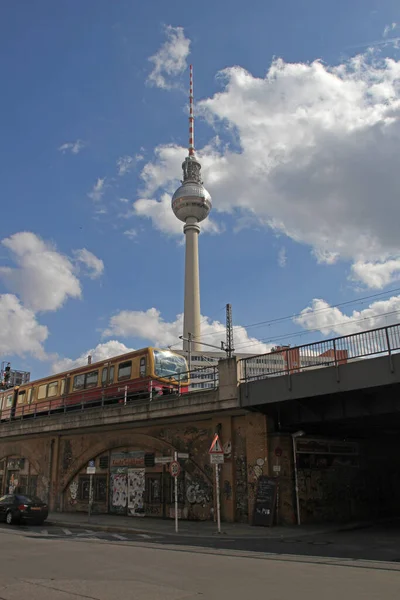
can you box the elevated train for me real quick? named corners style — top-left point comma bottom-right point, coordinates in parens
top-left (0, 347), bottom-right (189, 421)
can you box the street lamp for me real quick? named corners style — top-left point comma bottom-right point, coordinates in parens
top-left (292, 430), bottom-right (305, 526)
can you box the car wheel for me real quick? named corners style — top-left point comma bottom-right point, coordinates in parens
top-left (6, 511), bottom-right (14, 525)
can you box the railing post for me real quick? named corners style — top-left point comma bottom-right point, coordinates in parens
top-left (333, 339), bottom-right (340, 382)
top-left (286, 349), bottom-right (292, 391)
top-left (385, 326), bottom-right (394, 373)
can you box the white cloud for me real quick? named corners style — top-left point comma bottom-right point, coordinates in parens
top-left (102, 308), bottom-right (271, 355)
top-left (147, 25), bottom-right (190, 89)
top-left (294, 294), bottom-right (400, 337)
top-left (73, 248), bottom-right (104, 279)
top-left (88, 178), bottom-right (105, 201)
top-left (383, 23), bottom-right (397, 38)
top-left (117, 154), bottom-right (144, 176)
top-left (0, 232), bottom-right (81, 312)
top-left (52, 340), bottom-right (134, 373)
top-left (58, 140), bottom-right (85, 154)
top-left (123, 229), bottom-right (137, 239)
top-left (139, 53), bottom-right (400, 286)
top-left (0, 294), bottom-right (49, 359)
top-left (278, 247), bottom-right (287, 268)
top-left (119, 198), bottom-right (129, 203)
top-left (351, 259), bottom-right (400, 289)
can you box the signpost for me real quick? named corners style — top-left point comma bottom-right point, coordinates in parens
top-left (209, 434), bottom-right (224, 534)
top-left (86, 460), bottom-right (96, 518)
top-left (170, 453), bottom-right (181, 533)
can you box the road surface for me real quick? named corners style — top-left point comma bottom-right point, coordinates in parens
top-left (0, 524), bottom-right (399, 599)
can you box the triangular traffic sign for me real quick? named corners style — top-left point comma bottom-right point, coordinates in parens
top-left (209, 434), bottom-right (224, 454)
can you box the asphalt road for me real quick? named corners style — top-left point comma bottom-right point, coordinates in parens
top-left (1, 520), bottom-right (400, 563)
top-left (0, 525), bottom-right (399, 599)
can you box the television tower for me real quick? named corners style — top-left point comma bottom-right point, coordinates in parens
top-left (172, 65), bottom-right (212, 353)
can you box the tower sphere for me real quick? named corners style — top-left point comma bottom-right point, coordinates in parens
top-left (171, 178), bottom-right (212, 223)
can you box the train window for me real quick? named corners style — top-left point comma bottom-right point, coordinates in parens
top-left (118, 361), bottom-right (132, 380)
top-left (60, 379), bottom-right (66, 396)
top-left (73, 374), bottom-right (85, 391)
top-left (48, 382), bottom-right (58, 397)
top-left (101, 367), bottom-right (108, 385)
top-left (0, 395), bottom-right (3, 409)
top-left (17, 391), bottom-right (25, 404)
top-left (38, 385), bottom-right (47, 400)
top-left (140, 357), bottom-right (146, 377)
top-left (6, 395), bottom-right (13, 408)
top-left (27, 389), bottom-right (33, 404)
top-left (85, 371), bottom-right (98, 388)
top-left (109, 366), bottom-right (115, 384)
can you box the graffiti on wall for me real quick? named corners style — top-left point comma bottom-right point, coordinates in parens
top-left (62, 440), bottom-right (73, 472)
top-left (111, 474), bottom-right (127, 510)
top-left (186, 473), bottom-right (211, 506)
top-left (69, 480), bottom-right (78, 505)
top-left (223, 480), bottom-right (232, 500)
top-left (127, 469), bottom-right (145, 517)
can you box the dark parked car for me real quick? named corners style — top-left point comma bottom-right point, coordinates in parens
top-left (0, 494), bottom-right (48, 525)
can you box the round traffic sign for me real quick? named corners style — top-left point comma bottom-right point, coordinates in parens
top-left (169, 460), bottom-right (181, 478)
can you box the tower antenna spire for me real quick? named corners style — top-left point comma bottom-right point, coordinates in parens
top-left (189, 64), bottom-right (195, 157)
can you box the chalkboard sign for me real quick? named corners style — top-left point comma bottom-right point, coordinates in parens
top-left (252, 476), bottom-right (277, 527)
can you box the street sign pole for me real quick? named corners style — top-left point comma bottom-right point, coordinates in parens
top-left (88, 474), bottom-right (93, 519)
top-left (86, 461), bottom-right (96, 520)
top-left (215, 463), bottom-right (221, 534)
top-left (209, 434), bottom-right (224, 534)
top-left (174, 451), bottom-right (178, 533)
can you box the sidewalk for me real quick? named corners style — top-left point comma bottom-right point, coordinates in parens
top-left (47, 511), bottom-right (367, 539)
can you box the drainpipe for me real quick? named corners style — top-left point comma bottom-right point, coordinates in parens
top-left (291, 430), bottom-right (305, 526)
top-left (48, 439), bottom-right (54, 506)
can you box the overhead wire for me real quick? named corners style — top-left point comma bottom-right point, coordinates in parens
top-left (233, 308), bottom-right (400, 354)
top-left (192, 286), bottom-right (400, 341)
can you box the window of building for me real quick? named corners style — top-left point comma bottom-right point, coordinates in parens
top-left (48, 382), bottom-right (58, 398)
top-left (145, 474), bottom-right (162, 504)
top-left (60, 380), bottom-right (66, 396)
top-left (118, 361), bottom-right (132, 381)
top-left (28, 475), bottom-right (38, 497)
top-left (109, 366), bottom-right (115, 384)
top-left (78, 475), bottom-right (107, 502)
top-left (38, 385), bottom-right (47, 400)
top-left (101, 367), bottom-right (108, 385)
top-left (99, 455), bottom-right (109, 470)
top-left (85, 371), bottom-right (98, 389)
top-left (73, 374), bottom-right (85, 391)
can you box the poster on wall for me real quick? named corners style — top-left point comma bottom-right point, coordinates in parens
top-left (110, 473), bottom-right (127, 514)
top-left (127, 468), bottom-right (145, 517)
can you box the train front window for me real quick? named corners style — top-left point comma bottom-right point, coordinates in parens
top-left (153, 350), bottom-right (188, 381)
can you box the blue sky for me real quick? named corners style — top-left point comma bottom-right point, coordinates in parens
top-left (1, 0), bottom-right (400, 379)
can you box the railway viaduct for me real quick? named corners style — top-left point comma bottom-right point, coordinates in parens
top-left (1, 325), bottom-right (400, 527)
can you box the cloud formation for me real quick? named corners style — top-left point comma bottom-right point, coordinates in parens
top-left (138, 53), bottom-right (400, 287)
top-left (0, 232), bottom-right (81, 312)
top-left (0, 294), bottom-right (49, 359)
top-left (73, 248), bottom-right (104, 279)
top-left (58, 140), bottom-right (85, 154)
top-left (52, 340), bottom-right (134, 373)
top-left (103, 307), bottom-right (271, 355)
top-left (88, 178), bottom-right (105, 201)
top-left (147, 25), bottom-right (190, 89)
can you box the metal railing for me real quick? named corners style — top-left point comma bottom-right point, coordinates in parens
top-left (239, 323), bottom-right (400, 383)
top-left (0, 365), bottom-right (219, 424)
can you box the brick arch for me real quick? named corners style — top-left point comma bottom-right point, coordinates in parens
top-left (61, 432), bottom-right (212, 493)
top-left (0, 445), bottom-right (43, 476)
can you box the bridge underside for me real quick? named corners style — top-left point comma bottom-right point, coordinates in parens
top-left (254, 381), bottom-right (400, 526)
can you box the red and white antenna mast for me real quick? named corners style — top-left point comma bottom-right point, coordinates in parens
top-left (188, 64), bottom-right (195, 157)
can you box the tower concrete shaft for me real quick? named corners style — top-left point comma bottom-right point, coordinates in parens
top-left (183, 219), bottom-right (201, 352)
top-left (171, 66), bottom-right (212, 355)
